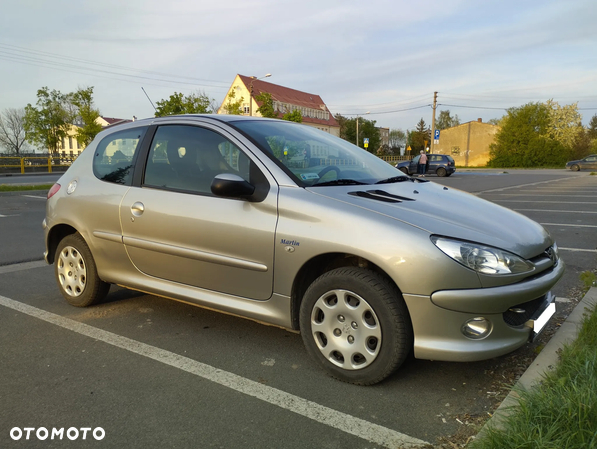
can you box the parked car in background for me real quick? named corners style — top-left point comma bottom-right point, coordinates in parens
top-left (565, 154), bottom-right (597, 171)
top-left (396, 153), bottom-right (456, 177)
top-left (44, 115), bottom-right (563, 385)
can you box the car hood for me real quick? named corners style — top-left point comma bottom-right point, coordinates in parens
top-left (306, 180), bottom-right (552, 259)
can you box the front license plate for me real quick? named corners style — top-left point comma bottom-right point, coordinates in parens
top-left (531, 301), bottom-right (556, 341)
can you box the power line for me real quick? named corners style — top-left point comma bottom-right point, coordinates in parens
top-left (0, 42), bottom-right (230, 87)
top-left (339, 104), bottom-right (431, 116)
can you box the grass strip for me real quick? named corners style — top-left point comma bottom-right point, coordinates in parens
top-left (0, 184), bottom-right (53, 192)
top-left (471, 303), bottom-right (597, 448)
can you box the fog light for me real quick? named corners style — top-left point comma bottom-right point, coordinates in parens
top-left (462, 317), bottom-right (492, 340)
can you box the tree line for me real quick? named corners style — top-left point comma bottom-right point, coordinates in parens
top-left (2, 86), bottom-right (596, 167)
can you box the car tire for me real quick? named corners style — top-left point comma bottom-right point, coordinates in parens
top-left (571, 164), bottom-right (580, 171)
top-left (55, 233), bottom-right (110, 307)
top-left (398, 167), bottom-right (408, 175)
top-left (299, 267), bottom-right (413, 385)
top-left (436, 167), bottom-right (447, 177)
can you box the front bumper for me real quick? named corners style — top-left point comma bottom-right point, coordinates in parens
top-left (404, 260), bottom-right (564, 362)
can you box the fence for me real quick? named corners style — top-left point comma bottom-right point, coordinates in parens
top-left (0, 155), bottom-right (77, 175)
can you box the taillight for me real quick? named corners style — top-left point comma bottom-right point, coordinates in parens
top-left (47, 183), bottom-right (61, 199)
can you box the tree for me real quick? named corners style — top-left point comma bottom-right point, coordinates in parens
top-left (488, 102), bottom-right (571, 167)
top-left (408, 118), bottom-right (430, 153)
top-left (435, 110), bottom-right (460, 130)
top-left (221, 90), bottom-right (244, 115)
top-left (24, 87), bottom-right (71, 154)
top-left (544, 99), bottom-right (583, 149)
top-left (339, 117), bottom-right (380, 152)
top-left (69, 87), bottom-right (102, 147)
top-left (283, 109), bottom-right (302, 123)
top-left (588, 114), bottom-right (597, 140)
top-left (155, 91), bottom-right (214, 117)
top-left (334, 114), bottom-right (349, 140)
top-left (388, 129), bottom-right (406, 152)
top-left (0, 108), bottom-right (28, 154)
top-left (255, 92), bottom-right (278, 118)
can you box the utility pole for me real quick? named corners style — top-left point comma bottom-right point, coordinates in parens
top-left (430, 91), bottom-right (438, 153)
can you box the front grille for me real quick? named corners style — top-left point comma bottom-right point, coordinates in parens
top-left (503, 295), bottom-right (547, 327)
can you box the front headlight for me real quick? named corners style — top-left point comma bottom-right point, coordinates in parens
top-left (431, 236), bottom-right (535, 275)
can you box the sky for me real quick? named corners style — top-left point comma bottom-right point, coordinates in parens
top-left (1, 0), bottom-right (596, 133)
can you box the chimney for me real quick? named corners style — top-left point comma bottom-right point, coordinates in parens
top-left (477, 118), bottom-right (482, 123)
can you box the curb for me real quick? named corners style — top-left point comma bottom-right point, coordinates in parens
top-left (476, 286), bottom-right (597, 438)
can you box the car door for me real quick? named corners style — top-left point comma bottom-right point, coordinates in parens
top-left (409, 155), bottom-right (420, 174)
top-left (120, 124), bottom-right (278, 301)
top-left (584, 156), bottom-right (597, 169)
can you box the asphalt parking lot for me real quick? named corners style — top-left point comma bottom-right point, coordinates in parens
top-left (0, 169), bottom-right (595, 448)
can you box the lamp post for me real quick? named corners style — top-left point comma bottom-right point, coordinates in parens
top-left (249, 73), bottom-right (271, 116)
top-left (356, 111), bottom-right (370, 146)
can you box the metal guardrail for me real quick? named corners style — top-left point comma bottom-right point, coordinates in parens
top-left (0, 156), bottom-right (77, 174)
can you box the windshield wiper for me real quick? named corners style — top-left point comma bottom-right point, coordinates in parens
top-left (375, 176), bottom-right (412, 184)
top-left (312, 179), bottom-right (368, 187)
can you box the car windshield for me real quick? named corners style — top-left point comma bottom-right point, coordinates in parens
top-left (231, 120), bottom-right (405, 186)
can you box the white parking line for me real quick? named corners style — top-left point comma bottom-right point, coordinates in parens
top-left (0, 294), bottom-right (429, 448)
top-left (559, 247), bottom-right (597, 253)
top-left (513, 209), bottom-right (597, 214)
top-left (496, 201), bottom-right (597, 204)
top-left (481, 194), bottom-right (596, 198)
top-left (21, 195), bottom-right (47, 199)
top-left (541, 223), bottom-right (597, 229)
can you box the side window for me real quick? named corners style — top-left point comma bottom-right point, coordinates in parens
top-left (143, 125), bottom-right (253, 194)
top-left (93, 127), bottom-right (147, 185)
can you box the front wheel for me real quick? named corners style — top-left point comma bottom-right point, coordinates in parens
top-left (299, 267), bottom-right (413, 385)
top-left (398, 167), bottom-right (409, 175)
top-left (55, 233), bottom-right (110, 307)
top-left (570, 164), bottom-right (580, 171)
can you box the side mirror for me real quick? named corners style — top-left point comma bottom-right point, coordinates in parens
top-left (211, 173), bottom-right (255, 200)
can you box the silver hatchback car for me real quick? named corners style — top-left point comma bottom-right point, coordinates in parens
top-left (44, 115), bottom-right (564, 385)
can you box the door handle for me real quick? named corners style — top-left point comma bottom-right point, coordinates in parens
top-left (131, 202), bottom-right (145, 217)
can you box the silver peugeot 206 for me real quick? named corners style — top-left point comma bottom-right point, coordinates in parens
top-left (43, 115), bottom-right (564, 385)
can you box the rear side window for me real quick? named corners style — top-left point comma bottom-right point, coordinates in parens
top-left (93, 127), bottom-right (148, 185)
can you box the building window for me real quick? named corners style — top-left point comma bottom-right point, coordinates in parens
top-left (68, 136), bottom-right (73, 149)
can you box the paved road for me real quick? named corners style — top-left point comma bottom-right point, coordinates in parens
top-left (0, 169), bottom-right (595, 448)
top-left (0, 173), bottom-right (61, 185)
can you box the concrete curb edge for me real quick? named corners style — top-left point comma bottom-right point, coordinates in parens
top-left (475, 286), bottom-right (597, 440)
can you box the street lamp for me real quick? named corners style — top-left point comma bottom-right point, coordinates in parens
top-left (356, 111), bottom-right (370, 146)
top-left (249, 73), bottom-right (271, 116)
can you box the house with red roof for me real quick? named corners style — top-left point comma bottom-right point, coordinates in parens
top-left (218, 75), bottom-right (340, 136)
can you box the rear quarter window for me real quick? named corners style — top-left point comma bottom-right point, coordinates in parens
top-left (93, 127), bottom-right (148, 185)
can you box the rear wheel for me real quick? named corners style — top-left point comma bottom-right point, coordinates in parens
top-left (436, 167), bottom-right (447, 177)
top-left (299, 267), bottom-right (412, 385)
top-left (55, 233), bottom-right (109, 307)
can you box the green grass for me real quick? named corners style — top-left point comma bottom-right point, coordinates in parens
top-left (471, 302), bottom-right (597, 448)
top-left (0, 184), bottom-right (53, 192)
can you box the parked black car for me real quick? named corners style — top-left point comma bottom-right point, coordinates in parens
top-left (396, 154), bottom-right (456, 177)
top-left (565, 154), bottom-right (597, 171)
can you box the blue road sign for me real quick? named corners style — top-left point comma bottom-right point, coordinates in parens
top-left (434, 129), bottom-right (440, 140)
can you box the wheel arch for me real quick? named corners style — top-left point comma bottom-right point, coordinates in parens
top-left (289, 252), bottom-right (406, 331)
top-left (46, 224), bottom-right (78, 264)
